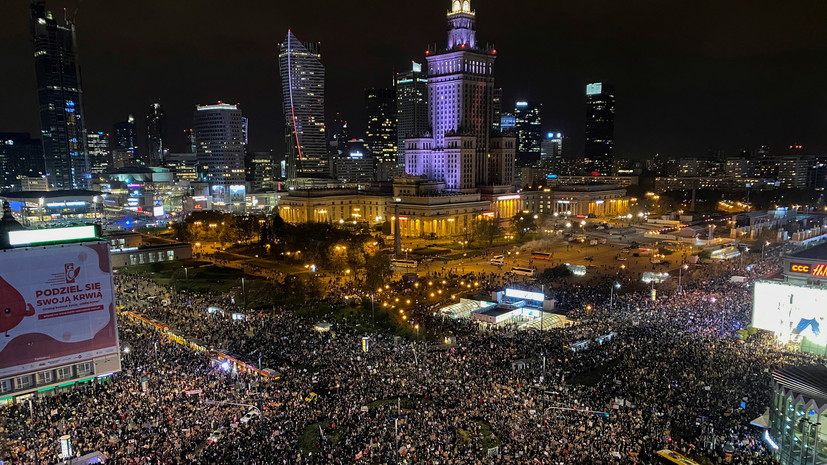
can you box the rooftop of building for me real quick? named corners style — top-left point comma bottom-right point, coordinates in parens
top-left (789, 243), bottom-right (827, 260)
top-left (553, 183), bottom-right (623, 192)
top-left (478, 306), bottom-right (515, 318)
top-left (773, 365), bottom-right (827, 405)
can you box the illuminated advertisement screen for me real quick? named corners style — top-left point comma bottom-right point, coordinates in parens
top-left (752, 281), bottom-right (827, 343)
top-left (229, 185), bottom-right (246, 203)
top-left (505, 288), bottom-right (544, 302)
top-left (0, 242), bottom-right (119, 378)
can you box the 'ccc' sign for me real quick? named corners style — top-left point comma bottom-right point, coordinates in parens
top-left (790, 264), bottom-right (810, 273)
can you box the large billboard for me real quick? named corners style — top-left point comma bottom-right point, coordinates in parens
top-left (0, 242), bottom-right (119, 378)
top-left (752, 281), bottom-right (827, 343)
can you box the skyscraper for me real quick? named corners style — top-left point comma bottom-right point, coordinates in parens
top-left (146, 102), bottom-right (167, 166)
top-left (540, 132), bottom-right (564, 172)
top-left (0, 133), bottom-right (45, 190)
top-left (492, 88), bottom-right (503, 131)
top-left (31, 0), bottom-right (89, 189)
top-left (112, 116), bottom-right (137, 169)
top-left (584, 82), bottom-right (615, 175)
top-left (514, 101), bottom-right (542, 164)
top-left (365, 87), bottom-right (397, 180)
top-left (395, 62), bottom-right (429, 171)
top-left (278, 30), bottom-right (327, 179)
top-left (405, 0), bottom-right (515, 189)
top-left (86, 131), bottom-right (111, 175)
top-left (193, 103), bottom-right (247, 209)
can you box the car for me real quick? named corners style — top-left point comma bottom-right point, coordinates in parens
top-left (616, 256), bottom-right (628, 261)
top-left (240, 409), bottom-right (261, 424)
top-left (206, 426), bottom-right (227, 444)
top-left (305, 392), bottom-right (318, 402)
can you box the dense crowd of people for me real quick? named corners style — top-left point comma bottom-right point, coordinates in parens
top-left (1, 243), bottom-right (818, 464)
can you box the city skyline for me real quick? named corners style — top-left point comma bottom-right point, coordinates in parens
top-left (2, 0), bottom-right (827, 160)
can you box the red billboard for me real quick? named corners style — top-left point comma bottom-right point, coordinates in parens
top-left (0, 242), bottom-right (119, 378)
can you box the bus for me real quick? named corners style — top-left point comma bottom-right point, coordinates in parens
top-left (655, 449), bottom-right (701, 465)
top-left (531, 251), bottom-right (553, 260)
top-left (510, 267), bottom-right (536, 277)
top-left (391, 259), bottom-right (418, 269)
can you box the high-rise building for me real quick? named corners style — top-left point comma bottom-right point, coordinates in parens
top-left (194, 103), bottom-right (247, 209)
top-left (584, 82), bottom-right (615, 175)
top-left (278, 31), bottom-right (327, 179)
top-left (0, 133), bottom-right (45, 190)
top-left (500, 113), bottom-right (516, 131)
top-left (365, 88), bottom-right (397, 162)
top-left (86, 131), bottom-right (111, 175)
top-left (540, 132), bottom-right (564, 171)
top-left (146, 102), bottom-right (167, 166)
top-left (112, 116), bottom-right (138, 169)
top-left (246, 151), bottom-right (278, 191)
top-left (514, 101), bottom-right (542, 166)
top-left (405, 0), bottom-right (515, 190)
top-left (183, 129), bottom-right (196, 153)
top-left (31, 1), bottom-right (89, 189)
top-left (395, 62), bottom-right (429, 172)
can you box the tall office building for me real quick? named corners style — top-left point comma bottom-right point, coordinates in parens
top-left (86, 131), bottom-right (111, 175)
top-left (146, 102), bottom-right (167, 166)
top-left (405, 0), bottom-right (515, 190)
top-left (395, 62), bottom-right (429, 172)
top-left (278, 30), bottom-right (327, 179)
top-left (540, 132), bottom-right (564, 171)
top-left (31, 1), bottom-right (89, 189)
top-left (514, 101), bottom-right (542, 165)
top-left (584, 82), bottom-right (615, 175)
top-left (500, 113), bottom-right (516, 131)
top-left (193, 103), bottom-right (247, 209)
top-left (112, 116), bottom-right (138, 169)
top-left (365, 87), bottom-right (397, 180)
top-left (0, 133), bottom-right (45, 190)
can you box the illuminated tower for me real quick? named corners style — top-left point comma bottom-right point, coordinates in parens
top-left (31, 0), bottom-right (89, 189)
top-left (278, 31), bottom-right (327, 180)
top-left (406, 0), bottom-right (514, 189)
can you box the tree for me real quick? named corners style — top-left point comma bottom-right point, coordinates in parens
top-left (541, 264), bottom-right (572, 280)
top-left (512, 213), bottom-right (537, 241)
top-left (364, 252), bottom-right (392, 291)
top-left (476, 218), bottom-right (502, 246)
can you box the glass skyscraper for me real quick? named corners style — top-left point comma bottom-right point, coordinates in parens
top-left (31, 0), bottom-right (89, 189)
top-left (193, 103), bottom-right (247, 210)
top-left (365, 88), bottom-right (397, 165)
top-left (514, 101), bottom-right (542, 163)
top-left (584, 82), bottom-right (616, 175)
top-left (278, 31), bottom-right (327, 180)
top-left (395, 62), bottom-right (428, 171)
top-left (146, 102), bottom-right (167, 166)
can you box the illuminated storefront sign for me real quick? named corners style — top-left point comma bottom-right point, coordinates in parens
top-left (788, 262), bottom-right (827, 277)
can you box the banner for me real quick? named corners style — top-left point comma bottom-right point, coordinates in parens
top-left (0, 242), bottom-right (119, 378)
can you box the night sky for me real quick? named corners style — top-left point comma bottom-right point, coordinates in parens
top-left (3, 0), bottom-right (827, 159)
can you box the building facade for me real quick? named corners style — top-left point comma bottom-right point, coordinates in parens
top-left (193, 103), bottom-right (247, 210)
top-left (279, 31), bottom-right (328, 179)
top-left (0, 133), bottom-right (45, 191)
top-left (86, 131), bottom-right (111, 176)
top-left (767, 365), bottom-right (827, 465)
top-left (523, 184), bottom-right (629, 217)
top-left (584, 82), bottom-right (615, 175)
top-left (31, 1), bottom-right (89, 189)
top-left (112, 116), bottom-right (138, 169)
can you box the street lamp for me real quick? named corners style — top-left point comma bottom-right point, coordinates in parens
top-left (678, 264), bottom-right (689, 293)
top-left (610, 282), bottom-right (620, 310)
